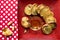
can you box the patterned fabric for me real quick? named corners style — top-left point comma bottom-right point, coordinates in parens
top-left (0, 0), bottom-right (18, 40)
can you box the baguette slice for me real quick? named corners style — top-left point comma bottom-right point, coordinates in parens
top-left (45, 16), bottom-right (56, 23)
top-left (37, 4), bottom-right (45, 14)
top-left (24, 4), bottom-right (32, 15)
top-left (21, 17), bottom-right (31, 28)
top-left (42, 24), bottom-right (52, 34)
top-left (43, 11), bottom-right (54, 19)
top-left (31, 3), bottom-right (38, 15)
top-left (40, 6), bottom-right (50, 17)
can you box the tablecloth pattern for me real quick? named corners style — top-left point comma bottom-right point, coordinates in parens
top-left (0, 0), bottom-right (18, 40)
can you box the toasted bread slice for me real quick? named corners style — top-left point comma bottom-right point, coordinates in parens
top-left (31, 3), bottom-right (38, 15)
top-left (21, 17), bottom-right (31, 28)
top-left (24, 4), bottom-right (32, 15)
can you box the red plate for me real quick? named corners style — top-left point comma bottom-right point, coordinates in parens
top-left (18, 0), bottom-right (60, 40)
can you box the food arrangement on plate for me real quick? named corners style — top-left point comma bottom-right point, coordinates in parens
top-left (21, 3), bottom-right (57, 34)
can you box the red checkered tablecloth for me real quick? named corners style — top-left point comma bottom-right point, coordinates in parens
top-left (0, 0), bottom-right (18, 40)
